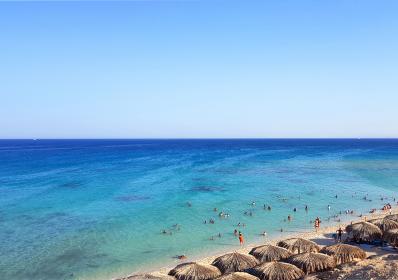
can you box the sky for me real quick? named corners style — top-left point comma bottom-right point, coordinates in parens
top-left (0, 0), bottom-right (397, 139)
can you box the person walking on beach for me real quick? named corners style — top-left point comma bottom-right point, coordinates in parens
top-left (336, 227), bottom-right (343, 242)
top-left (238, 232), bottom-right (244, 245)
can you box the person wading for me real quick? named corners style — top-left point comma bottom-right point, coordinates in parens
top-left (238, 232), bottom-right (244, 245)
top-left (314, 217), bottom-right (321, 232)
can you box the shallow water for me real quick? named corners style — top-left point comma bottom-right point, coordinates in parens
top-left (1, 139), bottom-right (398, 280)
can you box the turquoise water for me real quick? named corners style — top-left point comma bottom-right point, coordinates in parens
top-left (1, 139), bottom-right (398, 280)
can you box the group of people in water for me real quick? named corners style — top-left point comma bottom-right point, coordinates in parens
top-left (166, 195), bottom-right (398, 251)
top-left (161, 223), bottom-right (181, 235)
top-left (165, 194), bottom-right (398, 261)
top-left (382, 203), bottom-right (393, 212)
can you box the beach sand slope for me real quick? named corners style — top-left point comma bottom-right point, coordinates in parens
top-left (306, 253), bottom-right (398, 280)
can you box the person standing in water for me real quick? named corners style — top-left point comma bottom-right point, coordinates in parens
top-left (314, 217), bottom-right (321, 232)
top-left (238, 232), bottom-right (244, 245)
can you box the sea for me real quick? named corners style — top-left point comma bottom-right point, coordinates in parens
top-left (1, 139), bottom-right (398, 280)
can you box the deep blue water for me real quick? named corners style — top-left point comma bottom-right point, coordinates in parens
top-left (1, 139), bottom-right (398, 280)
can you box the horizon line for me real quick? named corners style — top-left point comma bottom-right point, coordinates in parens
top-left (1, 137), bottom-right (398, 140)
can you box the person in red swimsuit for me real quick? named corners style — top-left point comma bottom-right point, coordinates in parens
top-left (239, 232), bottom-right (244, 245)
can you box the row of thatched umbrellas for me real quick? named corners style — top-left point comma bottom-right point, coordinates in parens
top-left (167, 238), bottom-right (367, 280)
top-left (131, 214), bottom-right (398, 280)
top-left (346, 214), bottom-right (398, 245)
top-left (164, 238), bottom-right (366, 280)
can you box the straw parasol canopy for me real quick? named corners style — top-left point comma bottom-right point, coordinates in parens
top-left (212, 252), bottom-right (259, 274)
top-left (248, 261), bottom-right (304, 280)
top-left (120, 274), bottom-right (175, 280)
top-left (276, 238), bottom-right (320, 254)
top-left (215, 272), bottom-right (259, 280)
top-left (383, 228), bottom-right (398, 246)
top-left (169, 262), bottom-right (221, 280)
top-left (368, 218), bottom-right (398, 232)
top-left (385, 214), bottom-right (398, 222)
top-left (320, 243), bottom-right (366, 265)
top-left (345, 222), bottom-right (382, 242)
top-left (249, 245), bottom-right (292, 262)
top-left (285, 252), bottom-right (335, 274)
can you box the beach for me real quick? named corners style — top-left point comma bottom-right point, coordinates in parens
top-left (123, 207), bottom-right (398, 279)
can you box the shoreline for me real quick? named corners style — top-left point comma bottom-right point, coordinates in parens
top-left (116, 206), bottom-right (397, 279)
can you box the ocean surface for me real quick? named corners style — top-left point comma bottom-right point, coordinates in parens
top-left (1, 139), bottom-right (398, 280)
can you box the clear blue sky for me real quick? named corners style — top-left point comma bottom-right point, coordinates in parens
top-left (1, 1), bottom-right (397, 138)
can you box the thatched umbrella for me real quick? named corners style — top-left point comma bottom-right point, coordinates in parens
top-left (383, 228), bottom-right (398, 246)
top-left (212, 252), bottom-right (259, 274)
top-left (368, 218), bottom-right (398, 232)
top-left (169, 262), bottom-right (221, 280)
top-left (276, 238), bottom-right (320, 254)
top-left (345, 222), bottom-right (382, 242)
top-left (215, 272), bottom-right (259, 280)
top-left (119, 274), bottom-right (175, 280)
top-left (249, 245), bottom-right (292, 262)
top-left (285, 252), bottom-right (335, 274)
top-left (385, 214), bottom-right (398, 222)
top-left (248, 261), bottom-right (304, 280)
top-left (320, 243), bottom-right (366, 264)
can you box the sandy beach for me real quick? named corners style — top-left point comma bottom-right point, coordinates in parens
top-left (120, 207), bottom-right (398, 280)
